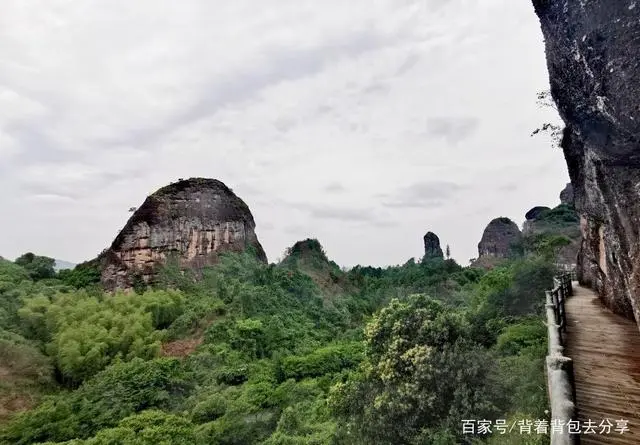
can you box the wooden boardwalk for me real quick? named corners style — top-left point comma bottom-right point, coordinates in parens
top-left (564, 283), bottom-right (640, 444)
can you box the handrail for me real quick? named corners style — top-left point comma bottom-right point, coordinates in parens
top-left (553, 263), bottom-right (578, 282)
top-left (545, 272), bottom-right (579, 445)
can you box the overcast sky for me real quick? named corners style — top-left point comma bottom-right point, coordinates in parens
top-left (0, 0), bottom-right (566, 268)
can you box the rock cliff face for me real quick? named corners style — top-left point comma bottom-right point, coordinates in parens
top-left (533, 0), bottom-right (640, 325)
top-left (423, 232), bottom-right (444, 260)
top-left (100, 178), bottom-right (267, 290)
top-left (559, 183), bottom-right (574, 207)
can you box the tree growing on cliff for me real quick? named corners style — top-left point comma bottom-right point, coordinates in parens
top-left (445, 244), bottom-right (451, 259)
top-left (531, 90), bottom-right (563, 147)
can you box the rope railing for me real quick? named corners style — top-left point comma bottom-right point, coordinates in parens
top-left (545, 272), bottom-right (579, 445)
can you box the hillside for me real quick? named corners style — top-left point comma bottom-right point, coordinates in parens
top-left (521, 203), bottom-right (581, 266)
top-left (0, 232), bottom-right (557, 445)
top-left (278, 239), bottom-right (353, 298)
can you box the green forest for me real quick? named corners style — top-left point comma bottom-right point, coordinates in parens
top-left (0, 234), bottom-right (563, 445)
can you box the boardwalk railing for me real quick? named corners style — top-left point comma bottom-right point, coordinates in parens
top-left (553, 263), bottom-right (578, 282)
top-left (545, 272), bottom-right (579, 445)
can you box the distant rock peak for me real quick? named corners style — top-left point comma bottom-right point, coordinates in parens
top-left (284, 238), bottom-right (330, 264)
top-left (423, 232), bottom-right (444, 260)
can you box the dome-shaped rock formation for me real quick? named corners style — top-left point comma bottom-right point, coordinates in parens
top-left (477, 217), bottom-right (522, 259)
top-left (100, 178), bottom-right (266, 290)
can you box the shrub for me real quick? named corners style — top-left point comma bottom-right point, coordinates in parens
top-left (17, 289), bottom-right (184, 384)
top-left (278, 342), bottom-right (363, 381)
top-left (192, 394), bottom-right (228, 423)
top-left (0, 335), bottom-right (53, 384)
top-left (14, 253), bottom-right (56, 281)
top-left (1, 358), bottom-right (192, 444)
top-left (57, 262), bottom-right (101, 289)
top-left (83, 410), bottom-right (196, 445)
top-left (496, 319), bottom-right (547, 357)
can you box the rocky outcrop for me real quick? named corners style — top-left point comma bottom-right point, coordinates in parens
top-left (525, 206), bottom-right (551, 221)
top-left (478, 217), bottom-right (522, 258)
top-left (533, 1), bottom-right (640, 325)
top-left (423, 232), bottom-right (444, 260)
top-left (100, 178), bottom-right (267, 290)
top-left (521, 202), bottom-right (581, 267)
top-left (523, 207), bottom-right (551, 237)
top-left (282, 238), bottom-right (332, 267)
top-left (472, 218), bottom-right (522, 268)
top-left (280, 239), bottom-right (351, 297)
top-left (559, 183), bottom-right (574, 208)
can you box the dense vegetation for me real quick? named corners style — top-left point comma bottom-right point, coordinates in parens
top-left (515, 204), bottom-right (581, 262)
top-left (525, 204), bottom-right (580, 241)
top-left (0, 244), bottom-right (555, 444)
top-left (535, 204), bottom-right (579, 226)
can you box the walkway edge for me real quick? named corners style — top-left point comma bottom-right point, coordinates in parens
top-left (546, 274), bottom-right (580, 445)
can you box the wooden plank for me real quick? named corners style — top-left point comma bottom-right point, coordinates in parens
top-left (564, 283), bottom-right (640, 444)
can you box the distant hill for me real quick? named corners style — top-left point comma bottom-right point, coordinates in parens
top-left (280, 238), bottom-right (352, 297)
top-left (53, 259), bottom-right (76, 271)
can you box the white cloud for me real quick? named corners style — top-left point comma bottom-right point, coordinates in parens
top-left (0, 0), bottom-right (566, 267)
top-left (0, 131), bottom-right (19, 161)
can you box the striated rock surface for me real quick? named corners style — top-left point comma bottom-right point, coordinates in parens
top-left (559, 183), bottom-right (574, 207)
top-left (533, 0), bottom-right (640, 325)
top-left (100, 178), bottom-right (267, 290)
top-left (423, 232), bottom-right (444, 260)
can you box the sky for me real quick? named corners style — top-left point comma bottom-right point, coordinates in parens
top-left (0, 0), bottom-right (566, 268)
